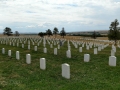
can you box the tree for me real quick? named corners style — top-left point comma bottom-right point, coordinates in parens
top-left (15, 31), bottom-right (20, 36)
top-left (3, 27), bottom-right (13, 36)
top-left (53, 27), bottom-right (59, 38)
top-left (38, 32), bottom-right (44, 37)
top-left (91, 31), bottom-right (96, 39)
top-left (60, 27), bottom-right (66, 38)
top-left (108, 19), bottom-right (120, 46)
top-left (46, 29), bottom-right (52, 37)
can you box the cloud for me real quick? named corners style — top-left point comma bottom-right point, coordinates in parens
top-left (26, 25), bottom-right (36, 28)
top-left (0, 26), bottom-right (4, 30)
top-left (0, 0), bottom-right (120, 32)
top-left (15, 26), bottom-right (24, 28)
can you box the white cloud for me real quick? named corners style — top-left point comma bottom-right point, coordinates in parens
top-left (0, 26), bottom-right (4, 30)
top-left (26, 25), bottom-right (36, 28)
top-left (15, 26), bottom-right (24, 28)
top-left (0, 0), bottom-right (120, 32)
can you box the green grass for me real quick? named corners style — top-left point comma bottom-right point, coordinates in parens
top-left (0, 37), bottom-right (120, 90)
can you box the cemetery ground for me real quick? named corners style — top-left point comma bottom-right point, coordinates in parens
top-left (0, 36), bottom-right (120, 90)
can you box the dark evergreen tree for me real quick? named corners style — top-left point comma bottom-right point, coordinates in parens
top-left (60, 27), bottom-right (66, 38)
top-left (91, 31), bottom-right (96, 39)
top-left (3, 27), bottom-right (13, 36)
top-left (15, 31), bottom-right (20, 36)
top-left (108, 19), bottom-right (120, 46)
top-left (53, 27), bottom-right (59, 38)
top-left (46, 29), bottom-right (52, 37)
top-left (38, 32), bottom-right (44, 37)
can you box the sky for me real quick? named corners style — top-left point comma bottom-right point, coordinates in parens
top-left (0, 0), bottom-right (120, 33)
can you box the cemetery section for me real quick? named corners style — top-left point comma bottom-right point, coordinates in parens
top-left (0, 35), bottom-right (120, 89)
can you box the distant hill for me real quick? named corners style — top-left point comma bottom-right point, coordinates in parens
top-left (67, 30), bottom-right (108, 35)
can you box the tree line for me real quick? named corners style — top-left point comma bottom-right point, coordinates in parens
top-left (2, 19), bottom-right (120, 45)
top-left (38, 27), bottom-right (66, 38)
top-left (3, 27), bottom-right (66, 38)
top-left (3, 27), bottom-right (20, 36)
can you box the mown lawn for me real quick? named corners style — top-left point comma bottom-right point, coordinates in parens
top-left (0, 36), bottom-right (120, 90)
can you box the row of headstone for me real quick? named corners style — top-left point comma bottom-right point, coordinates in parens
top-left (0, 37), bottom-right (115, 56)
top-left (3, 45), bottom-right (116, 66)
top-left (69, 40), bottom-right (109, 51)
top-left (0, 36), bottom-right (110, 58)
top-left (3, 39), bottom-right (108, 58)
top-left (2, 49), bottom-right (70, 79)
top-left (0, 36), bottom-right (116, 56)
top-left (0, 36), bottom-right (110, 50)
top-left (2, 48), bottom-right (20, 60)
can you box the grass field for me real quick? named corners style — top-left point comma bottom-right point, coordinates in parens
top-left (0, 36), bottom-right (120, 90)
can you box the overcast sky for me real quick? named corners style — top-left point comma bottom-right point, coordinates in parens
top-left (0, 0), bottom-right (120, 33)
